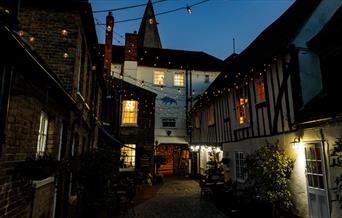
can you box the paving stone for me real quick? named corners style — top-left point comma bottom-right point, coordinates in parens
top-left (119, 176), bottom-right (229, 218)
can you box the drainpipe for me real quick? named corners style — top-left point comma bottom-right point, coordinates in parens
top-left (0, 64), bottom-right (13, 148)
top-left (185, 65), bottom-right (189, 139)
top-left (319, 128), bottom-right (332, 216)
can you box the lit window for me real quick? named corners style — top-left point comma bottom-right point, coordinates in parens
top-left (208, 104), bottom-right (215, 126)
top-left (235, 152), bottom-right (247, 182)
top-left (37, 111), bottom-right (48, 156)
top-left (122, 100), bottom-right (138, 125)
top-left (154, 71), bottom-right (164, 85)
top-left (121, 144), bottom-right (136, 168)
top-left (162, 118), bottom-right (176, 128)
top-left (205, 74), bottom-right (210, 83)
top-left (236, 88), bottom-right (248, 125)
top-left (255, 77), bottom-right (266, 103)
top-left (174, 72), bottom-right (184, 86)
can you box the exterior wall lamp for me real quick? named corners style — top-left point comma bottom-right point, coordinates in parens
top-left (291, 137), bottom-right (304, 149)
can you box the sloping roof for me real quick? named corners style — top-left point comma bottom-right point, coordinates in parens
top-left (307, 3), bottom-right (342, 56)
top-left (138, 0), bottom-right (162, 48)
top-left (295, 4), bottom-right (342, 125)
top-left (191, 0), bottom-right (322, 111)
top-left (137, 46), bottom-right (224, 71)
top-left (105, 45), bottom-right (224, 72)
top-left (237, 0), bottom-right (321, 69)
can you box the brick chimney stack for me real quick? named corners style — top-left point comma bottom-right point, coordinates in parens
top-left (124, 33), bottom-right (138, 62)
top-left (104, 11), bottom-right (114, 76)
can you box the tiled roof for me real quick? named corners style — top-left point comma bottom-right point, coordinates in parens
top-left (106, 45), bottom-right (224, 72)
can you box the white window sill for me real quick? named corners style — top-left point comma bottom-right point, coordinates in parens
top-left (119, 168), bottom-right (135, 172)
top-left (121, 124), bottom-right (139, 127)
top-left (32, 176), bottom-right (54, 188)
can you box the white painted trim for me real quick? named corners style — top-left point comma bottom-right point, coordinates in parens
top-left (32, 176), bottom-right (54, 188)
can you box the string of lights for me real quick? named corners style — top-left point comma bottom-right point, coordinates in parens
top-left (109, 70), bottom-right (209, 99)
top-left (96, 0), bottom-right (210, 24)
top-left (93, 0), bottom-right (167, 13)
top-left (96, 22), bottom-right (123, 44)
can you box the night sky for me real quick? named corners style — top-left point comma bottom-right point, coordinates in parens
top-left (90, 0), bottom-right (294, 60)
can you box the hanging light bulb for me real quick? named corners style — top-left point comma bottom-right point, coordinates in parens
top-left (119, 73), bottom-right (123, 80)
top-left (186, 5), bottom-right (192, 14)
top-left (141, 80), bottom-right (145, 87)
top-left (192, 89), bottom-right (195, 96)
top-left (160, 85), bottom-right (164, 91)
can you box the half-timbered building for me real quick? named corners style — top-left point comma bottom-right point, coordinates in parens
top-left (190, 0), bottom-right (342, 217)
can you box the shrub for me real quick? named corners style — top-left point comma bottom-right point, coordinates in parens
top-left (245, 142), bottom-right (295, 215)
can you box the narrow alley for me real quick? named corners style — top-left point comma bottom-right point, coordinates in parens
top-left (119, 176), bottom-right (229, 218)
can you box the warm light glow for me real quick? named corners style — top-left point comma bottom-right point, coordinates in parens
top-left (122, 100), bottom-right (138, 124)
top-left (63, 53), bottom-right (69, 59)
top-left (255, 77), bottom-right (266, 103)
top-left (154, 71), bottom-right (164, 85)
top-left (18, 30), bottom-right (24, 37)
top-left (174, 72), bottom-right (184, 86)
top-left (61, 29), bottom-right (68, 36)
top-left (293, 141), bottom-right (304, 149)
top-left (29, 37), bottom-right (35, 43)
top-left (121, 144), bottom-right (136, 168)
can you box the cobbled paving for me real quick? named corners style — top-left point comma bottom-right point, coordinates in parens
top-left (119, 176), bottom-right (229, 218)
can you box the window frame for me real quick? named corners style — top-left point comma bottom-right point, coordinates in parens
top-left (121, 100), bottom-right (139, 126)
top-left (235, 87), bottom-right (249, 126)
top-left (235, 151), bottom-right (247, 182)
top-left (154, 71), bottom-right (165, 85)
top-left (121, 144), bottom-right (136, 169)
top-left (37, 111), bottom-right (48, 156)
top-left (255, 76), bottom-right (266, 103)
top-left (207, 104), bottom-right (215, 126)
top-left (173, 72), bottom-right (184, 87)
top-left (161, 118), bottom-right (176, 128)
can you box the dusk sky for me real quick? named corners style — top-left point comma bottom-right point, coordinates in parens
top-left (89, 0), bottom-right (294, 60)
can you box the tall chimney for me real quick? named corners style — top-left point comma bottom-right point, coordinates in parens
top-left (124, 33), bottom-right (138, 62)
top-left (104, 11), bottom-right (114, 76)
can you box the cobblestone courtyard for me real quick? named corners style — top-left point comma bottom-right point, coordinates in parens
top-left (119, 176), bottom-right (229, 218)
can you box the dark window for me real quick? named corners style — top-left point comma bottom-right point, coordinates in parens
top-left (162, 118), bottom-right (176, 128)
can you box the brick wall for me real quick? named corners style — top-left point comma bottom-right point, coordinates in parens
top-left (18, 6), bottom-right (81, 93)
top-left (0, 68), bottom-right (67, 217)
top-left (124, 33), bottom-right (138, 62)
